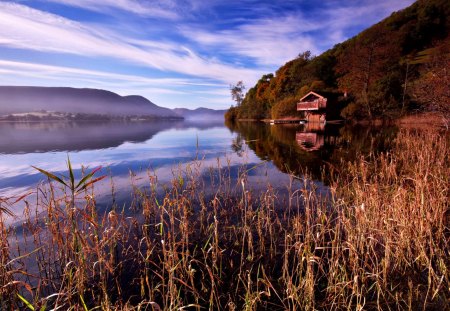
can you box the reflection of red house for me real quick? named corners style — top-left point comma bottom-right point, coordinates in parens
top-left (296, 132), bottom-right (324, 152)
top-left (297, 91), bottom-right (327, 123)
top-left (304, 122), bottom-right (325, 132)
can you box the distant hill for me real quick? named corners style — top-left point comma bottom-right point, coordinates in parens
top-left (227, 0), bottom-right (449, 121)
top-left (0, 86), bottom-right (179, 119)
top-left (173, 107), bottom-right (227, 121)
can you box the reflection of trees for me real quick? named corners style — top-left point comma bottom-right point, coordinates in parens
top-left (231, 134), bottom-right (244, 157)
top-left (326, 125), bottom-right (398, 173)
top-left (226, 122), bottom-right (398, 183)
top-left (227, 122), bottom-right (332, 179)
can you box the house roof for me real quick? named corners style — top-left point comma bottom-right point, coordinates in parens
top-left (299, 91), bottom-right (325, 102)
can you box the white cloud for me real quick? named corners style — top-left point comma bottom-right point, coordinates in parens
top-left (43, 0), bottom-right (179, 20)
top-left (181, 14), bottom-right (320, 67)
top-left (0, 0), bottom-right (416, 108)
top-left (0, 2), bottom-right (261, 85)
top-left (0, 60), bottom-right (222, 87)
top-left (0, 60), bottom-right (233, 108)
top-left (180, 0), bottom-right (415, 66)
top-left (322, 0), bottom-right (416, 36)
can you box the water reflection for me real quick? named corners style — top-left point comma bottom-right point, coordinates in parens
top-left (225, 121), bottom-right (398, 181)
top-left (296, 122), bottom-right (326, 151)
top-left (0, 121), bottom-right (300, 220)
top-left (0, 120), bottom-right (225, 154)
top-left (0, 120), bottom-right (398, 222)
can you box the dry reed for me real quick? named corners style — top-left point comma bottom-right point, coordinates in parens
top-left (0, 129), bottom-right (448, 310)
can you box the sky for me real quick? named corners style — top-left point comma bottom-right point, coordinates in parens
top-left (0, 0), bottom-right (415, 109)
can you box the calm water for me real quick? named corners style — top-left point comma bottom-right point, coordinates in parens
top-left (0, 120), bottom-right (397, 219)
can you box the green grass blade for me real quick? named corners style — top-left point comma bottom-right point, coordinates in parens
top-left (8, 246), bottom-right (43, 266)
top-left (79, 294), bottom-right (88, 311)
top-left (75, 166), bottom-right (101, 190)
top-left (75, 175), bottom-right (106, 194)
top-left (67, 155), bottom-right (75, 191)
top-left (17, 293), bottom-right (35, 310)
top-left (32, 166), bottom-right (68, 188)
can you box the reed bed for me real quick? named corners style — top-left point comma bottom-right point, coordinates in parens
top-left (0, 129), bottom-right (448, 310)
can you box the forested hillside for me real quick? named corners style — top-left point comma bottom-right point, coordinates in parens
top-left (226, 0), bottom-right (449, 121)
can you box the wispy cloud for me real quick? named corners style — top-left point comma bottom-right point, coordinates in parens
top-left (318, 0), bottom-right (417, 45)
top-left (0, 60), bottom-right (231, 108)
top-left (0, 0), bottom-right (416, 108)
top-left (0, 60), bottom-right (222, 87)
top-left (181, 15), bottom-right (319, 67)
top-left (180, 0), bottom-right (415, 65)
top-left (0, 2), bottom-right (260, 84)
top-left (43, 0), bottom-right (180, 20)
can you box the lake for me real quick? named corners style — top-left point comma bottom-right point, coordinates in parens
top-left (0, 120), bottom-right (397, 221)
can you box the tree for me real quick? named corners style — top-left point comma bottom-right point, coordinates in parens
top-left (411, 44), bottom-right (450, 127)
top-left (271, 97), bottom-right (300, 119)
top-left (336, 24), bottom-right (401, 119)
top-left (230, 81), bottom-right (245, 107)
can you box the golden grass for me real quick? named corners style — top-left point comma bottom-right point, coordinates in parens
top-left (1, 129), bottom-right (448, 310)
top-left (398, 112), bottom-right (448, 130)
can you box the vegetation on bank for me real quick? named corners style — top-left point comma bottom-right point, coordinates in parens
top-left (226, 0), bottom-right (449, 122)
top-left (0, 129), bottom-right (448, 310)
top-left (0, 111), bottom-right (183, 122)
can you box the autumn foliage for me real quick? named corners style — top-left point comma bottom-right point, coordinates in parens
top-left (227, 0), bottom-right (450, 122)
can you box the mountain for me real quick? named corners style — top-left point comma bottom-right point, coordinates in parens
top-left (0, 86), bottom-right (179, 119)
top-left (226, 0), bottom-right (449, 121)
top-left (173, 107), bottom-right (227, 121)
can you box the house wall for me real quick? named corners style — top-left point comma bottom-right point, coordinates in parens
top-left (305, 112), bottom-right (326, 123)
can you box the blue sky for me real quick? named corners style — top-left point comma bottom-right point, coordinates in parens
top-left (0, 0), bottom-right (415, 109)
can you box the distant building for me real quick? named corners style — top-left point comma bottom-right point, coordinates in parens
top-left (297, 91), bottom-right (327, 123)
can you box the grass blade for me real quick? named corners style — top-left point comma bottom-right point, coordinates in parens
top-left (0, 206), bottom-right (15, 217)
top-left (75, 167), bottom-right (102, 190)
top-left (67, 155), bottom-right (75, 191)
top-left (32, 166), bottom-right (68, 188)
top-left (75, 175), bottom-right (106, 194)
top-left (79, 294), bottom-right (88, 311)
top-left (17, 293), bottom-right (35, 310)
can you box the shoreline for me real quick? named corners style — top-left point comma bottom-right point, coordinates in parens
top-left (233, 112), bottom-right (448, 129)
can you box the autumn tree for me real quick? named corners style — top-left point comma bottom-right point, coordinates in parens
top-left (271, 97), bottom-right (300, 119)
top-left (336, 24), bottom-right (401, 119)
top-left (411, 44), bottom-right (450, 127)
top-left (224, 0), bottom-right (450, 122)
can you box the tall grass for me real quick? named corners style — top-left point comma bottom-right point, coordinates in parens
top-left (1, 129), bottom-right (448, 310)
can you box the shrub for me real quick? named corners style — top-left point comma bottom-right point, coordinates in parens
top-left (271, 96), bottom-right (301, 119)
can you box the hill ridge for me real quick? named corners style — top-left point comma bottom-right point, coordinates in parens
top-left (0, 86), bottom-right (178, 118)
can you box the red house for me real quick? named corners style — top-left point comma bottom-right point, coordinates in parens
top-left (297, 91), bottom-right (327, 123)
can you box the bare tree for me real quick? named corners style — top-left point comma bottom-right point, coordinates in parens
top-left (230, 81), bottom-right (245, 107)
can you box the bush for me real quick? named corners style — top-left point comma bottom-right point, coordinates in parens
top-left (224, 106), bottom-right (238, 122)
top-left (271, 96), bottom-right (301, 119)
